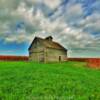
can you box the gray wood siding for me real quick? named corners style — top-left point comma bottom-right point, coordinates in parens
top-left (29, 52), bottom-right (44, 62)
top-left (45, 48), bottom-right (67, 62)
top-left (29, 40), bottom-right (45, 62)
top-left (29, 41), bottom-right (44, 53)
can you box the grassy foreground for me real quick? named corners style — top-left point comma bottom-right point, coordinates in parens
top-left (0, 61), bottom-right (100, 100)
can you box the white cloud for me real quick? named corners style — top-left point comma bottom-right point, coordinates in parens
top-left (5, 33), bottom-right (34, 44)
top-left (3, 1), bottom-right (96, 51)
top-left (26, 0), bottom-right (61, 9)
top-left (43, 0), bottom-right (61, 9)
top-left (67, 3), bottom-right (83, 17)
top-left (51, 2), bottom-right (84, 23)
top-left (80, 13), bottom-right (100, 28)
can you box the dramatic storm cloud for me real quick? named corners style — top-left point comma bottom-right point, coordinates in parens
top-left (0, 0), bottom-right (100, 57)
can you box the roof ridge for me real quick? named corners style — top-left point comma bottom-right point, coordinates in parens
top-left (28, 36), bottom-right (67, 51)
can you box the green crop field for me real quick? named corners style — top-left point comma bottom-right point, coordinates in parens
top-left (0, 61), bottom-right (100, 100)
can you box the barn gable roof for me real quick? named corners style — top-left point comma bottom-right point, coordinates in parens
top-left (28, 36), bottom-right (67, 51)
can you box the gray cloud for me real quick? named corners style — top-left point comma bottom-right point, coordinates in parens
top-left (0, 0), bottom-right (100, 57)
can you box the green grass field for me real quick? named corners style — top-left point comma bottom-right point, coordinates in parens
top-left (0, 61), bottom-right (100, 100)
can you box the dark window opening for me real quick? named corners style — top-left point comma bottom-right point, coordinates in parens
top-left (59, 56), bottom-right (61, 62)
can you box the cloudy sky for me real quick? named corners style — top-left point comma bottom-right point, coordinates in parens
top-left (0, 0), bottom-right (100, 57)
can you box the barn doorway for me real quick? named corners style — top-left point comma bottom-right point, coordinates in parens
top-left (39, 52), bottom-right (44, 62)
top-left (59, 56), bottom-right (61, 62)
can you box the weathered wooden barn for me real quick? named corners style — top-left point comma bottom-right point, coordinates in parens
top-left (28, 36), bottom-right (67, 62)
